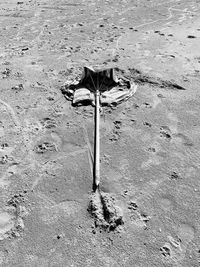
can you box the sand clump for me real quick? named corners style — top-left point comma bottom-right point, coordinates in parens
top-left (88, 191), bottom-right (124, 232)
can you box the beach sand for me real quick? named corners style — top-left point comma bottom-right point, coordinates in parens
top-left (0, 0), bottom-right (199, 266)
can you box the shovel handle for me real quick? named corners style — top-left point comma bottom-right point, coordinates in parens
top-left (94, 89), bottom-right (100, 190)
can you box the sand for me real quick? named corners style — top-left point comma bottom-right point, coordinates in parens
top-left (0, 0), bottom-right (200, 266)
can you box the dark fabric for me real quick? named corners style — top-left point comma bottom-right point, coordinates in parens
top-left (60, 67), bottom-right (137, 107)
top-left (79, 67), bottom-right (118, 92)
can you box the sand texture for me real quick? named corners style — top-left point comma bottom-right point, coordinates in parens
top-left (0, 0), bottom-right (200, 266)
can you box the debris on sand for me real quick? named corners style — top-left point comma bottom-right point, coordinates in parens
top-left (169, 171), bottom-right (182, 180)
top-left (2, 68), bottom-right (11, 78)
top-left (11, 84), bottom-right (24, 92)
top-left (40, 117), bottom-right (57, 129)
top-left (0, 155), bottom-right (8, 164)
top-left (109, 120), bottom-right (122, 142)
top-left (34, 142), bottom-right (57, 154)
top-left (160, 245), bottom-right (172, 258)
top-left (88, 191), bottom-right (124, 231)
top-left (127, 68), bottom-right (186, 90)
top-left (7, 192), bottom-right (27, 208)
top-left (187, 35), bottom-right (196, 39)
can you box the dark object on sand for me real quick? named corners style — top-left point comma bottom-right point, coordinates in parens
top-left (61, 66), bottom-right (137, 190)
top-left (187, 35), bottom-right (196, 39)
top-left (61, 66), bottom-right (137, 230)
top-left (61, 66), bottom-right (137, 107)
top-left (11, 84), bottom-right (24, 91)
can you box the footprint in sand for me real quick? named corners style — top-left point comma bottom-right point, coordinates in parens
top-left (143, 121), bottom-right (152, 127)
top-left (160, 240), bottom-right (182, 262)
top-left (159, 126), bottom-right (172, 140)
top-left (147, 147), bottom-right (156, 153)
top-left (128, 201), bottom-right (150, 229)
top-left (159, 117), bottom-right (193, 146)
top-left (142, 141), bottom-right (164, 168)
top-left (160, 224), bottom-right (195, 263)
top-left (0, 142), bottom-right (15, 166)
top-left (0, 206), bottom-right (25, 241)
top-left (169, 171), bottom-right (182, 181)
top-left (160, 243), bottom-right (171, 258)
top-left (147, 140), bottom-right (162, 153)
top-left (109, 120), bottom-right (122, 142)
top-left (178, 223), bottom-right (195, 244)
top-left (40, 117), bottom-right (57, 129)
top-left (141, 102), bottom-right (152, 109)
top-left (34, 142), bottom-right (57, 154)
top-left (166, 113), bottom-right (192, 146)
top-left (159, 125), bottom-right (192, 147)
top-left (160, 236), bottom-right (184, 262)
top-left (0, 211), bottom-right (15, 240)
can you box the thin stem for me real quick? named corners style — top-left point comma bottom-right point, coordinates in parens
top-left (93, 89), bottom-right (100, 191)
top-left (88, 71), bottom-right (97, 92)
